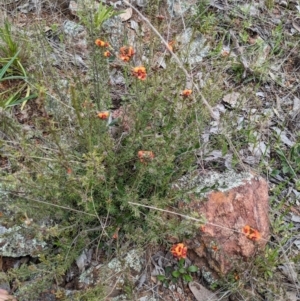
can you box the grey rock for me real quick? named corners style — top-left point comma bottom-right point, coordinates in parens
top-left (110, 69), bottom-right (126, 85)
top-left (132, 0), bottom-right (148, 7)
top-left (0, 224), bottom-right (46, 257)
top-left (63, 20), bottom-right (85, 37)
top-left (102, 16), bottom-right (125, 48)
top-left (176, 28), bottom-right (210, 65)
top-left (167, 0), bottom-right (197, 17)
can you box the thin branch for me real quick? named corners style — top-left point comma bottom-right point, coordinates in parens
top-left (5, 191), bottom-right (98, 217)
top-left (128, 201), bottom-right (272, 244)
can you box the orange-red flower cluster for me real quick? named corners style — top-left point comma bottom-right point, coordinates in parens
top-left (95, 39), bottom-right (110, 48)
top-left (97, 111), bottom-right (110, 120)
top-left (234, 272), bottom-right (239, 281)
top-left (119, 46), bottom-right (135, 62)
top-left (181, 89), bottom-right (192, 97)
top-left (242, 225), bottom-right (261, 241)
top-left (132, 66), bottom-right (147, 81)
top-left (104, 51), bottom-right (112, 57)
top-left (171, 243), bottom-right (187, 259)
top-left (138, 151), bottom-right (154, 163)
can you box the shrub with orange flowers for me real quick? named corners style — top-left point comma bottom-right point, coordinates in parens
top-left (95, 39), bottom-right (110, 48)
top-left (119, 46), bottom-right (135, 62)
top-left (97, 111), bottom-right (110, 120)
top-left (132, 66), bottom-right (147, 81)
top-left (181, 89), bottom-right (192, 97)
top-left (242, 225), bottom-right (261, 241)
top-left (171, 243), bottom-right (187, 259)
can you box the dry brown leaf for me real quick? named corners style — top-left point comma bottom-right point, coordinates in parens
top-left (120, 8), bottom-right (132, 22)
top-left (278, 290), bottom-right (299, 301)
top-left (188, 281), bottom-right (219, 301)
top-left (292, 18), bottom-right (300, 33)
top-left (286, 291), bottom-right (298, 301)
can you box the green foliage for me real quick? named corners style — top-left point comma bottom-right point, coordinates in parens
top-left (157, 258), bottom-right (198, 286)
top-left (265, 0), bottom-right (275, 9)
top-left (0, 22), bottom-right (36, 108)
top-left (94, 2), bottom-right (122, 28)
top-left (0, 21), bottom-right (29, 73)
top-left (253, 244), bottom-right (284, 280)
top-left (271, 23), bottom-right (284, 56)
top-left (0, 52), bottom-right (36, 108)
top-left (0, 21), bottom-right (19, 59)
top-left (145, 0), bottom-right (161, 18)
top-left (0, 50), bottom-right (22, 82)
top-left (198, 12), bottom-right (217, 34)
top-left (189, 0), bottom-right (210, 27)
top-left (273, 143), bottom-right (300, 178)
top-left (187, 1), bottom-right (220, 39)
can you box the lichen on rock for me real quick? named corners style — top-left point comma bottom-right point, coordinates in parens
top-left (0, 224), bottom-right (46, 257)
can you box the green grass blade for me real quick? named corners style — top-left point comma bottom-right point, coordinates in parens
top-left (0, 49), bottom-right (20, 80)
top-left (0, 75), bottom-right (25, 82)
top-left (5, 94), bottom-right (37, 108)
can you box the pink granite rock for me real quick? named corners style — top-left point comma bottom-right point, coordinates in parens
top-left (176, 171), bottom-right (269, 275)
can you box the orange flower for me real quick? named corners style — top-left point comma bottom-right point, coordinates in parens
top-left (95, 39), bottom-right (109, 47)
top-left (127, 46), bottom-right (135, 57)
top-left (138, 151), bottom-right (154, 163)
top-left (171, 243), bottom-right (187, 259)
top-left (119, 46), bottom-right (135, 62)
top-left (132, 66), bottom-right (147, 80)
top-left (181, 89), bottom-right (192, 97)
top-left (234, 272), bottom-right (239, 281)
top-left (104, 51), bottom-right (112, 57)
top-left (211, 245), bottom-right (218, 252)
top-left (167, 41), bottom-right (175, 52)
top-left (119, 46), bottom-right (126, 55)
top-left (120, 55), bottom-right (130, 62)
top-left (97, 111), bottom-right (110, 120)
top-left (242, 225), bottom-right (261, 241)
top-left (242, 225), bottom-right (250, 235)
top-left (112, 227), bottom-right (120, 239)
